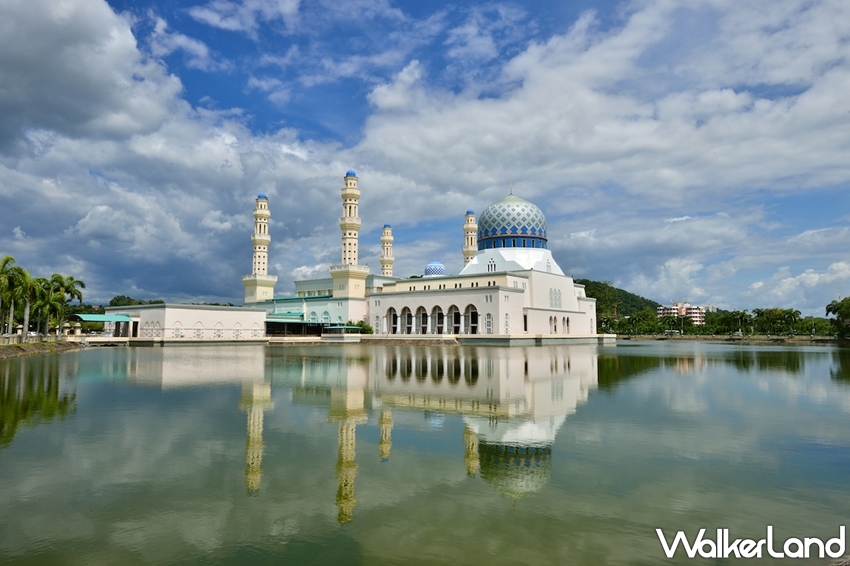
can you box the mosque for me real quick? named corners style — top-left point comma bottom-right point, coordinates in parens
top-left (244, 170), bottom-right (600, 340)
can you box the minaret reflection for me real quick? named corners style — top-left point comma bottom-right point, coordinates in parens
top-left (463, 424), bottom-right (479, 477)
top-left (329, 386), bottom-right (368, 525)
top-left (240, 381), bottom-right (273, 496)
top-left (378, 408), bottom-right (393, 462)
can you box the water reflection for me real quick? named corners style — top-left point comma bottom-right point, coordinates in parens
top-left (0, 355), bottom-right (76, 450)
top-left (278, 345), bottom-right (599, 519)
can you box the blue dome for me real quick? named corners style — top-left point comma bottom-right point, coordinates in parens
top-left (345, 169), bottom-right (357, 177)
top-left (477, 195), bottom-right (547, 250)
top-left (466, 209), bottom-right (475, 215)
top-left (384, 223), bottom-right (391, 228)
top-left (257, 193), bottom-right (267, 199)
top-left (424, 260), bottom-right (446, 277)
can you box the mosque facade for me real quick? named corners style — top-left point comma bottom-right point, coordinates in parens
top-left (245, 171), bottom-right (598, 339)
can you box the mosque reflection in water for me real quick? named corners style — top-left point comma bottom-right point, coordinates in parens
top-left (279, 345), bottom-right (599, 524)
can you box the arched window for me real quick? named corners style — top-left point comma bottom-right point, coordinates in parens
top-left (322, 311), bottom-right (331, 324)
top-left (309, 312), bottom-right (318, 323)
top-left (485, 313), bottom-right (493, 334)
top-left (504, 313), bottom-right (510, 334)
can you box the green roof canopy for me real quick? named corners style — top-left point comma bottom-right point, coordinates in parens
top-left (70, 314), bottom-right (132, 322)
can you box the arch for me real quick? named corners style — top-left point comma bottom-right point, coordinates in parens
top-left (309, 311), bottom-right (318, 323)
top-left (504, 313), bottom-right (510, 334)
top-left (464, 358), bottom-right (479, 386)
top-left (447, 305), bottom-right (461, 334)
top-left (400, 356), bottom-right (412, 381)
top-left (154, 321), bottom-right (162, 338)
top-left (400, 307), bottom-right (413, 335)
top-left (447, 357), bottom-right (461, 384)
top-left (415, 356), bottom-right (428, 382)
top-left (485, 313), bottom-right (493, 334)
top-left (193, 321), bottom-right (205, 339)
top-left (464, 304), bottom-right (478, 335)
top-left (553, 317), bottom-right (557, 334)
top-left (251, 322), bottom-right (261, 337)
top-left (337, 315), bottom-right (343, 324)
top-left (375, 315), bottom-right (381, 334)
top-left (214, 321), bottom-right (224, 339)
top-left (431, 356), bottom-right (445, 382)
top-left (387, 308), bottom-right (398, 334)
top-left (549, 316), bottom-right (554, 334)
top-left (566, 317), bottom-right (570, 334)
top-left (416, 306), bottom-right (428, 335)
top-left (322, 311), bottom-right (331, 324)
top-left (431, 306), bottom-right (444, 334)
top-left (233, 321), bottom-right (242, 339)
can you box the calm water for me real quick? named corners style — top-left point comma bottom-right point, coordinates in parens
top-left (2, 342), bottom-right (850, 565)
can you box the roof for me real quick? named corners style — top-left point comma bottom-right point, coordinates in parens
top-left (70, 314), bottom-right (132, 322)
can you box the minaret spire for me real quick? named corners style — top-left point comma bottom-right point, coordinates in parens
top-left (380, 224), bottom-right (394, 276)
top-left (340, 171), bottom-right (361, 266)
top-left (242, 193), bottom-right (278, 303)
top-left (463, 209), bottom-right (477, 266)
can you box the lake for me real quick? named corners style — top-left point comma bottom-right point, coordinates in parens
top-left (2, 341), bottom-right (850, 565)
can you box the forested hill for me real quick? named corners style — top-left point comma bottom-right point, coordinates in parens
top-left (575, 279), bottom-right (661, 317)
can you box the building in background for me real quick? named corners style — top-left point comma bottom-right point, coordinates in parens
top-left (657, 302), bottom-right (706, 326)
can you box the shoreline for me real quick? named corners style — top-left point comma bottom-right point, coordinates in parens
top-left (0, 341), bottom-right (83, 360)
top-left (618, 334), bottom-right (842, 346)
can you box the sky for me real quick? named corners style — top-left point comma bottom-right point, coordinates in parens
top-left (0, 0), bottom-right (849, 313)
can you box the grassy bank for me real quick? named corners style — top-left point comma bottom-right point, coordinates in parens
top-left (0, 341), bottom-right (82, 360)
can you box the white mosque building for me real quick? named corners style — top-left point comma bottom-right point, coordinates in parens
top-left (244, 170), bottom-right (602, 343)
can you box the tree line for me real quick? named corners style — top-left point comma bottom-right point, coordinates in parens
top-left (0, 255), bottom-right (86, 337)
top-left (585, 280), bottom-right (850, 337)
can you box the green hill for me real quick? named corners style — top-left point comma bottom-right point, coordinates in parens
top-left (575, 279), bottom-right (661, 317)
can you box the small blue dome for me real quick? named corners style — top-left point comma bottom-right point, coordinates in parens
top-left (257, 193), bottom-right (267, 199)
top-left (345, 169), bottom-right (357, 177)
top-left (467, 209), bottom-right (475, 215)
top-left (424, 260), bottom-right (446, 277)
top-left (384, 223), bottom-right (391, 228)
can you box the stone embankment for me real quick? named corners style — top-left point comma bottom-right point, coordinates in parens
top-left (0, 341), bottom-right (82, 360)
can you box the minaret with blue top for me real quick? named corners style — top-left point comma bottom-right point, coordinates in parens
top-left (242, 193), bottom-right (278, 303)
top-left (330, 170), bottom-right (370, 319)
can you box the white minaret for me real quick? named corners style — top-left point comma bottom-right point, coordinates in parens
top-left (330, 170), bottom-right (370, 320)
top-left (242, 193), bottom-right (278, 303)
top-left (463, 209), bottom-right (477, 266)
top-left (340, 170), bottom-right (361, 266)
top-left (380, 223), bottom-right (394, 276)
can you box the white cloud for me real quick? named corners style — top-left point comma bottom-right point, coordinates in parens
top-left (189, 0), bottom-right (301, 37)
top-left (148, 16), bottom-right (230, 72)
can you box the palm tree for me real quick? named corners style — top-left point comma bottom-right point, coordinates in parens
top-left (50, 274), bottom-right (86, 336)
top-left (5, 266), bottom-right (29, 338)
top-left (826, 298), bottom-right (850, 338)
top-left (0, 255), bottom-right (15, 335)
top-left (31, 277), bottom-right (54, 337)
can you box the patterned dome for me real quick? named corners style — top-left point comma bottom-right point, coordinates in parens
top-left (424, 260), bottom-right (446, 277)
top-left (477, 195), bottom-right (547, 250)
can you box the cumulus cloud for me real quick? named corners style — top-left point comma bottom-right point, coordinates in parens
top-left (0, 0), bottom-right (182, 149)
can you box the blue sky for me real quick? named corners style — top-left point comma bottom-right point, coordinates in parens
top-left (1, 0), bottom-right (849, 312)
